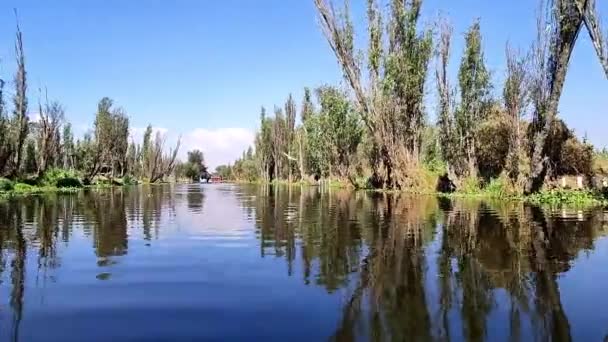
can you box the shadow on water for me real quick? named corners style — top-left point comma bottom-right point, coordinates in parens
top-left (0, 184), bottom-right (606, 341)
top-left (240, 185), bottom-right (608, 341)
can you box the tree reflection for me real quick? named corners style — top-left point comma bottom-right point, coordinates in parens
top-left (0, 185), bottom-right (605, 341)
top-left (244, 186), bottom-right (607, 341)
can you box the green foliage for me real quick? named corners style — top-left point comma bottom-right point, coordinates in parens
top-left (42, 168), bottom-right (82, 187)
top-left (484, 176), bottom-right (512, 198)
top-left (421, 126), bottom-right (444, 173)
top-left (527, 189), bottom-right (607, 206)
top-left (459, 176), bottom-right (482, 194)
top-left (56, 177), bottom-right (83, 188)
top-left (475, 108), bottom-right (510, 180)
top-left (184, 162), bottom-right (201, 181)
top-left (0, 177), bottom-right (14, 191)
top-left (181, 149), bottom-right (207, 181)
top-left (123, 175), bottom-right (138, 185)
top-left (454, 21), bottom-right (492, 177)
top-left (23, 138), bottom-right (37, 174)
top-left (13, 182), bottom-right (35, 193)
top-left (215, 165), bottom-right (233, 180)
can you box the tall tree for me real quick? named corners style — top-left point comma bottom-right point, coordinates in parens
top-left (255, 107), bottom-right (274, 182)
top-left (527, 0), bottom-right (584, 193)
top-left (503, 45), bottom-right (530, 187)
top-left (272, 107), bottom-right (287, 180)
top-left (456, 21), bottom-right (492, 178)
top-left (62, 123), bottom-right (74, 169)
top-left (285, 94), bottom-right (297, 182)
top-left (11, 16), bottom-right (28, 176)
top-left (316, 86), bottom-right (362, 179)
top-left (435, 20), bottom-right (457, 178)
top-left (314, 0), bottom-right (432, 189)
top-left (298, 88), bottom-right (315, 179)
top-left (0, 75), bottom-right (12, 175)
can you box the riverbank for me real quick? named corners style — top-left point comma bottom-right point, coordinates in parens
top-left (3, 174), bottom-right (607, 207)
top-left (0, 170), bottom-right (142, 199)
top-left (229, 177), bottom-right (608, 207)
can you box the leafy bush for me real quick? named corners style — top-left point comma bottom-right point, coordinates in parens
top-left (484, 176), bottom-right (514, 198)
top-left (42, 168), bottom-right (81, 186)
top-left (18, 177), bottom-right (40, 186)
top-left (0, 178), bottom-right (14, 191)
top-left (476, 110), bottom-right (510, 180)
top-left (459, 176), bottom-right (481, 194)
top-left (123, 175), bottom-right (138, 185)
top-left (56, 177), bottom-right (83, 188)
top-left (14, 183), bottom-right (36, 193)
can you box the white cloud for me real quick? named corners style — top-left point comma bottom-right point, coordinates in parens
top-left (28, 112), bottom-right (41, 123)
top-left (182, 128), bottom-right (255, 170)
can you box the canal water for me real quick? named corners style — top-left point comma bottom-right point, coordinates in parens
top-left (0, 184), bottom-right (606, 341)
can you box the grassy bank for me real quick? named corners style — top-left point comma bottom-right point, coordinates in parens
top-left (0, 169), bottom-right (143, 199)
top-left (232, 173), bottom-right (608, 207)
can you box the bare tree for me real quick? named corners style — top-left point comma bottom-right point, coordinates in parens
top-left (148, 132), bottom-right (181, 183)
top-left (37, 92), bottom-right (64, 175)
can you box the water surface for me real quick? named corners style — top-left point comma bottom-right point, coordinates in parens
top-left (0, 184), bottom-right (607, 341)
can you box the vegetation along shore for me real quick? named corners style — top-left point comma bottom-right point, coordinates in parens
top-left (1, 0), bottom-right (607, 207)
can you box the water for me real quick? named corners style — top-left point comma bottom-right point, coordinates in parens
top-left (0, 184), bottom-right (607, 341)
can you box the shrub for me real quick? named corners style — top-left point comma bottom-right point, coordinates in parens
top-left (484, 175), bottom-right (515, 198)
top-left (18, 177), bottom-right (39, 186)
top-left (56, 177), bottom-right (83, 188)
top-left (123, 175), bottom-right (137, 185)
top-left (559, 138), bottom-right (594, 176)
top-left (476, 110), bottom-right (510, 180)
top-left (42, 168), bottom-right (81, 186)
top-left (0, 178), bottom-right (14, 191)
top-left (459, 176), bottom-right (481, 194)
top-left (14, 183), bottom-right (36, 193)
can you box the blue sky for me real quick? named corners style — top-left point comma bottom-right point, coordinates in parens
top-left (0, 1), bottom-right (606, 167)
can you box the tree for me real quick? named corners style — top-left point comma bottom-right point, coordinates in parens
top-left (62, 123), bottom-right (74, 169)
top-left (315, 86), bottom-right (362, 179)
top-left (503, 45), bottom-right (530, 187)
top-left (436, 19), bottom-right (457, 179)
top-left (527, 0), bottom-right (584, 193)
top-left (215, 164), bottom-right (233, 180)
top-left (255, 107), bottom-right (274, 182)
top-left (23, 138), bottom-right (37, 175)
top-left (37, 97), bottom-right (64, 175)
top-left (11, 16), bottom-right (28, 176)
top-left (456, 21), bottom-right (492, 178)
top-left (285, 94), bottom-right (297, 182)
top-left (0, 75), bottom-right (12, 175)
top-left (272, 107), bottom-right (287, 180)
top-left (314, 0), bottom-right (433, 189)
top-left (146, 131), bottom-right (181, 183)
top-left (184, 149), bottom-right (206, 181)
top-left (298, 87), bottom-right (315, 179)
